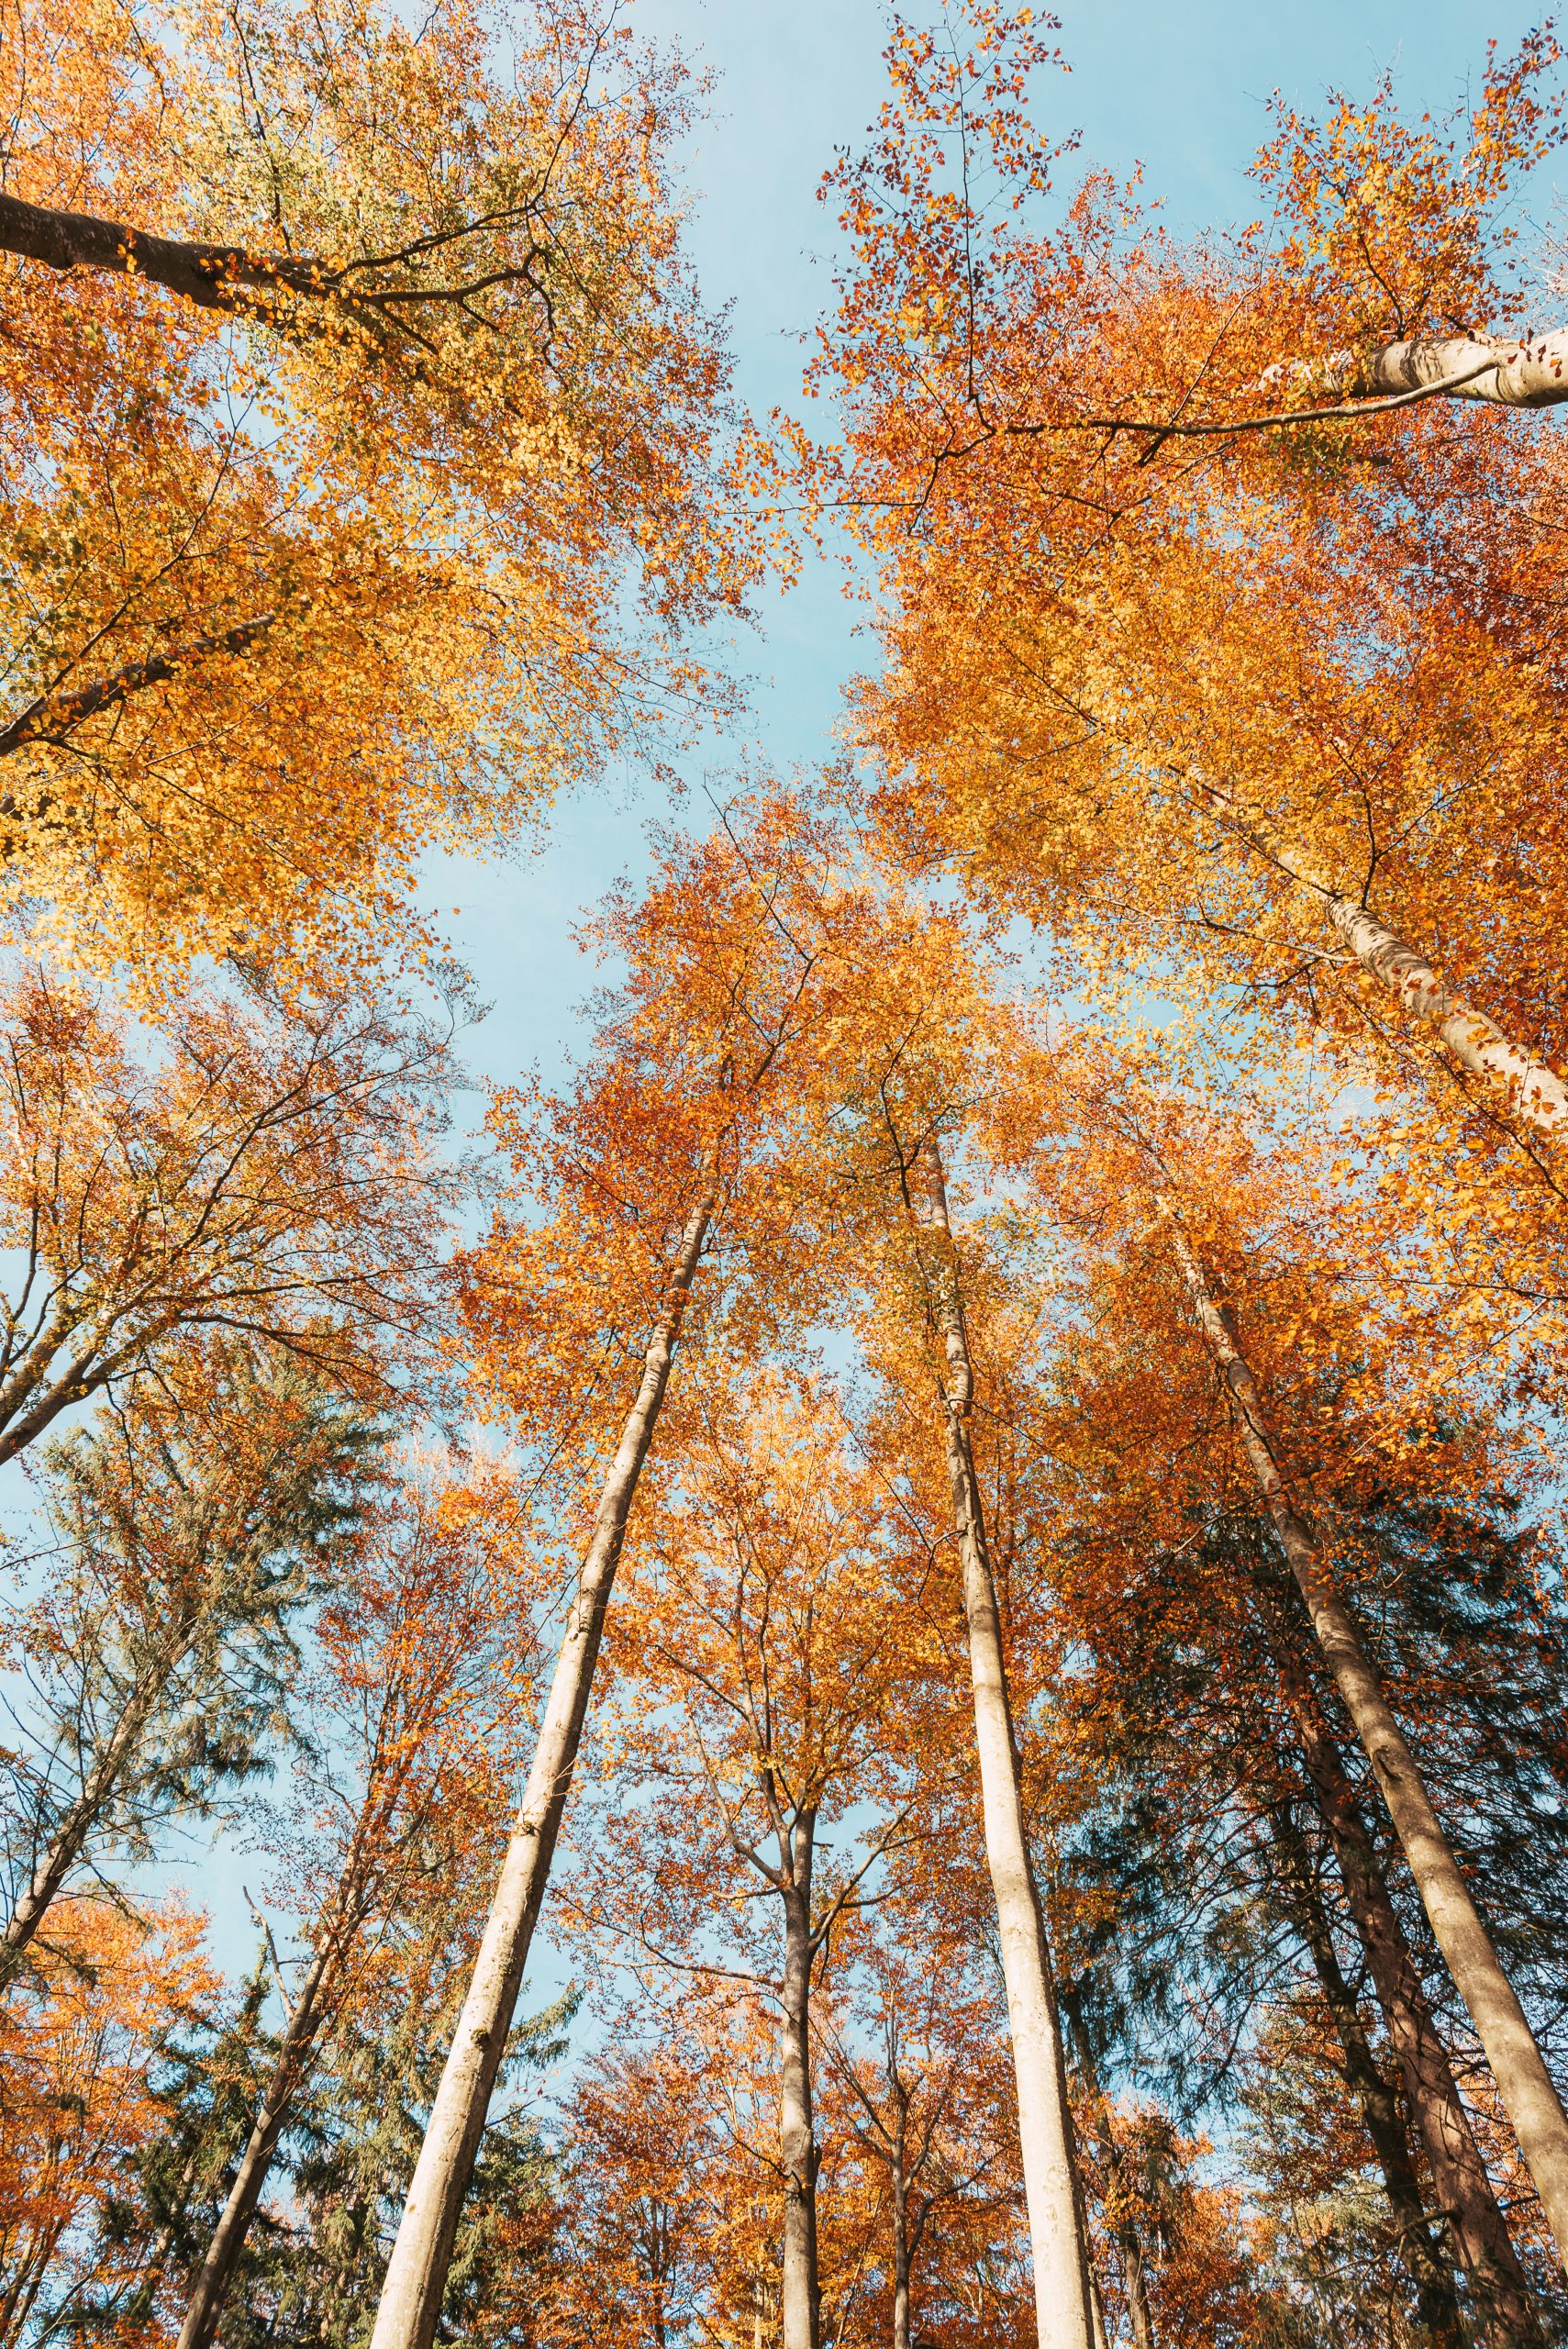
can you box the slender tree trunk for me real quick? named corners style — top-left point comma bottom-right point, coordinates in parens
top-left (1267, 1638), bottom-right (1536, 2343)
top-left (1065, 2006), bottom-right (1156, 2349)
top-left (176, 1905), bottom-right (353, 2349)
top-left (778, 1832), bottom-right (821, 2349)
top-left (902, 1131), bottom-right (1095, 2349)
top-left (1154, 1186), bottom-right (1568, 2275)
top-left (1265, 1802), bottom-right (1467, 2346)
top-left (890, 2132), bottom-right (911, 2349)
top-left (0, 1664), bottom-right (170, 1987)
top-left (368, 1185), bottom-right (717, 2349)
top-left (1191, 775), bottom-right (1568, 1139)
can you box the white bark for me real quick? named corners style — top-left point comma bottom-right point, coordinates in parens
top-left (1263, 328), bottom-right (1568, 411)
top-left (1192, 775), bottom-right (1568, 1138)
top-left (367, 1186), bottom-right (717, 2349)
top-left (1154, 1187), bottom-right (1568, 2269)
top-left (778, 1835), bottom-right (821, 2349)
top-left (904, 1134), bottom-right (1095, 2349)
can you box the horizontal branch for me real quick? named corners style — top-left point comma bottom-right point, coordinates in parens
top-left (1268, 328), bottom-right (1568, 414)
top-left (0, 613), bottom-right (276, 762)
top-left (0, 189), bottom-right (550, 352)
top-left (0, 190), bottom-right (351, 320)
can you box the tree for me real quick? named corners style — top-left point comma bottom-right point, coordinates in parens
top-left (0, 0), bottom-right (749, 980)
top-left (793, 4), bottom-right (1568, 1303)
top-left (0, 1895), bottom-right (217, 2344)
top-left (577, 1371), bottom-right (923, 2349)
top-left (887, 1121), bottom-right (1095, 2349)
top-left (818, 1920), bottom-right (1025, 2349)
top-left (173, 1464), bottom-right (534, 2349)
top-left (0, 1350), bottom-right (376, 1984)
top-left (0, 967), bottom-right (461, 1464)
top-left (1140, 1144), bottom-right (1568, 2290)
top-left (1021, 1081), bottom-right (1568, 2332)
top-left (114, 1943), bottom-right (572, 2343)
top-left (543, 2036), bottom-right (724, 2349)
top-left (370, 797), bottom-right (873, 2349)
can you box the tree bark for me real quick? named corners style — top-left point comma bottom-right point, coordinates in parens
top-left (0, 616), bottom-right (277, 767)
top-left (902, 1131), bottom-right (1096, 2349)
top-left (1272, 1649), bottom-right (1538, 2344)
top-left (367, 1185), bottom-right (717, 2349)
top-left (1265, 1802), bottom-right (1467, 2346)
top-left (778, 1826), bottom-right (821, 2349)
top-left (890, 2121), bottom-right (911, 2349)
top-left (1154, 1188), bottom-right (1568, 2277)
top-left (0, 189), bottom-right (350, 323)
top-left (1065, 2006), bottom-right (1156, 2349)
top-left (175, 1926), bottom-right (340, 2349)
top-left (1190, 774), bottom-right (1568, 1140)
top-left (1269, 329), bottom-right (1568, 412)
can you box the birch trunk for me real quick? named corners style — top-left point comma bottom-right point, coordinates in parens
top-left (1266, 1804), bottom-right (1468, 2346)
top-left (778, 1825), bottom-right (821, 2349)
top-left (1155, 1191), bottom-right (1568, 2274)
top-left (904, 1133), bottom-right (1095, 2349)
top-left (1192, 775), bottom-right (1568, 1139)
top-left (367, 1186), bottom-right (717, 2349)
top-left (176, 1927), bottom-right (341, 2349)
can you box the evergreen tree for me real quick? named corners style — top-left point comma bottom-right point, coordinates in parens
top-left (0, 1347), bottom-right (382, 1981)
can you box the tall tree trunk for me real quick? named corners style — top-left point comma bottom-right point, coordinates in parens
top-left (890, 2125), bottom-right (911, 2349)
top-left (1190, 774), bottom-right (1568, 1139)
top-left (1264, 1639), bottom-right (1537, 2345)
top-left (1265, 1802), bottom-right (1467, 2346)
top-left (1065, 2005), bottom-right (1156, 2349)
top-left (1153, 1186), bottom-right (1568, 2275)
top-left (902, 1131), bottom-right (1095, 2349)
top-left (176, 1923), bottom-right (342, 2349)
top-left (778, 1826), bottom-right (821, 2349)
top-left (368, 1186), bottom-right (717, 2349)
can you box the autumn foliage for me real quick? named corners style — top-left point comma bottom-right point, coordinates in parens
top-left (2, 2), bottom-right (1568, 2346)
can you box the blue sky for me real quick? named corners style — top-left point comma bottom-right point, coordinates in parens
top-left (438, 0), bottom-right (1565, 1101)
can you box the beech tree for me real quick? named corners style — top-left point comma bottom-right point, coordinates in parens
top-left (817, 1919), bottom-right (1025, 2349)
top-left (0, 969), bottom-right (461, 1462)
top-left (577, 1372), bottom-right (924, 2349)
top-left (795, 3), bottom-right (1568, 1345)
top-left (0, 0), bottom-right (749, 978)
top-left (369, 800), bottom-right (876, 2348)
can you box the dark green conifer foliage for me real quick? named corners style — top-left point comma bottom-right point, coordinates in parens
top-left (0, 1348), bottom-right (382, 1982)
